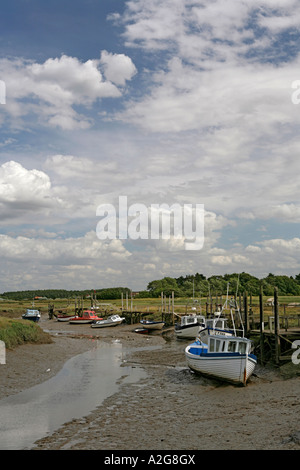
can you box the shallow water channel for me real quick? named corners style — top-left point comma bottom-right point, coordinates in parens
top-left (0, 340), bottom-right (147, 450)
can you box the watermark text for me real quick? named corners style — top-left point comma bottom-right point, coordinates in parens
top-left (96, 196), bottom-right (204, 251)
top-left (292, 340), bottom-right (300, 365)
top-left (0, 80), bottom-right (6, 104)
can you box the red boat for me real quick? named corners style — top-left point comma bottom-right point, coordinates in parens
top-left (69, 310), bottom-right (102, 324)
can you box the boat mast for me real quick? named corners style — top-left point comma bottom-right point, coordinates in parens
top-left (224, 283), bottom-right (237, 336)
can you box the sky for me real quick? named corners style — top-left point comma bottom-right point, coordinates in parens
top-left (0, 0), bottom-right (300, 293)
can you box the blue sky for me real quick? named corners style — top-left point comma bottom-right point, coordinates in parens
top-left (0, 1), bottom-right (123, 57)
top-left (0, 0), bottom-right (300, 292)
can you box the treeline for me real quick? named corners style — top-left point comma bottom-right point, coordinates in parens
top-left (138, 272), bottom-right (300, 297)
top-left (1, 287), bottom-right (131, 301)
top-left (2, 272), bottom-right (300, 300)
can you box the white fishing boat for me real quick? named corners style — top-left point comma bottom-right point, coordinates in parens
top-left (175, 314), bottom-right (206, 339)
top-left (140, 319), bottom-right (165, 330)
top-left (91, 314), bottom-right (125, 328)
top-left (185, 281), bottom-right (257, 385)
top-left (185, 330), bottom-right (257, 386)
top-left (22, 309), bottom-right (41, 322)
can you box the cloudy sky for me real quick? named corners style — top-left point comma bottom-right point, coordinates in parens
top-left (0, 0), bottom-right (300, 292)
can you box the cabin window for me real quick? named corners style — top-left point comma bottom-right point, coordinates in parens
top-left (209, 338), bottom-right (215, 352)
top-left (228, 341), bottom-right (236, 352)
top-left (215, 320), bottom-right (222, 328)
top-left (238, 342), bottom-right (246, 354)
top-left (215, 339), bottom-right (221, 352)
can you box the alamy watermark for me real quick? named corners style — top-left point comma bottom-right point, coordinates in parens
top-left (292, 340), bottom-right (300, 365)
top-left (96, 196), bottom-right (204, 250)
top-left (0, 340), bottom-right (5, 365)
top-left (0, 80), bottom-right (6, 104)
top-left (291, 80), bottom-right (300, 104)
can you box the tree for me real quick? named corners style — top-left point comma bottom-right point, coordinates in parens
top-left (147, 277), bottom-right (179, 297)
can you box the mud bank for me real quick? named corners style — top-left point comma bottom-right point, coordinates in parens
top-left (0, 316), bottom-right (299, 450)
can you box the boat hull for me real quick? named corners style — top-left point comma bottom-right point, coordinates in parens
top-left (91, 317), bottom-right (124, 328)
top-left (185, 346), bottom-right (257, 386)
top-left (91, 321), bottom-right (119, 328)
top-left (22, 315), bottom-right (40, 322)
top-left (69, 318), bottom-right (96, 324)
top-left (22, 309), bottom-right (41, 322)
top-left (175, 324), bottom-right (203, 339)
top-left (57, 315), bottom-right (77, 322)
top-left (134, 328), bottom-right (149, 334)
top-left (140, 320), bottom-right (165, 330)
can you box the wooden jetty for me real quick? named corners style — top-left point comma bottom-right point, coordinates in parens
top-left (134, 287), bottom-right (300, 365)
top-left (120, 290), bottom-right (175, 327)
top-left (200, 286), bottom-right (300, 365)
top-left (47, 287), bottom-right (300, 366)
top-left (247, 287), bottom-right (300, 365)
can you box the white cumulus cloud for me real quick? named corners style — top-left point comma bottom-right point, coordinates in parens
top-left (0, 161), bottom-right (62, 222)
top-left (0, 52), bottom-right (136, 130)
top-left (100, 50), bottom-right (137, 86)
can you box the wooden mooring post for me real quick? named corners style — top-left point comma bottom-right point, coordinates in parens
top-left (248, 285), bottom-right (300, 365)
top-left (259, 285), bottom-right (264, 365)
top-left (274, 287), bottom-right (280, 364)
top-left (243, 290), bottom-right (249, 335)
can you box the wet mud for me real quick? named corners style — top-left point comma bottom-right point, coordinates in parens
top-left (0, 316), bottom-right (299, 450)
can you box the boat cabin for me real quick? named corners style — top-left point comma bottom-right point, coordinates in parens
top-left (190, 333), bottom-right (251, 356)
top-left (206, 317), bottom-right (228, 330)
top-left (82, 310), bottom-right (98, 318)
top-left (22, 309), bottom-right (41, 321)
top-left (25, 309), bottom-right (40, 316)
top-left (197, 317), bottom-right (233, 342)
top-left (179, 315), bottom-right (206, 327)
top-left (208, 336), bottom-right (250, 355)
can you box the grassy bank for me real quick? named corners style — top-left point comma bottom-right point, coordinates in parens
top-left (0, 317), bottom-right (52, 349)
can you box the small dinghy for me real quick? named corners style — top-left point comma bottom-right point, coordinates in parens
top-left (140, 319), bottom-right (165, 330)
top-left (91, 314), bottom-right (125, 328)
top-left (133, 327), bottom-right (149, 334)
top-left (57, 314), bottom-right (77, 322)
top-left (22, 309), bottom-right (41, 322)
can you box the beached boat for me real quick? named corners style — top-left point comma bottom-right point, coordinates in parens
top-left (134, 327), bottom-right (149, 334)
top-left (140, 319), bottom-right (165, 330)
top-left (22, 309), bottom-right (41, 322)
top-left (69, 310), bottom-right (101, 324)
top-left (175, 314), bottom-right (206, 339)
top-left (57, 314), bottom-right (77, 322)
top-left (185, 329), bottom-right (257, 386)
top-left (185, 280), bottom-right (257, 385)
top-left (91, 314), bottom-right (125, 328)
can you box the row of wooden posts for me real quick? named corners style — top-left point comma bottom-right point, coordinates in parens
top-left (51, 288), bottom-right (299, 366)
top-left (194, 286), bottom-right (300, 365)
top-left (122, 287), bottom-right (300, 365)
top-left (253, 287), bottom-right (300, 365)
